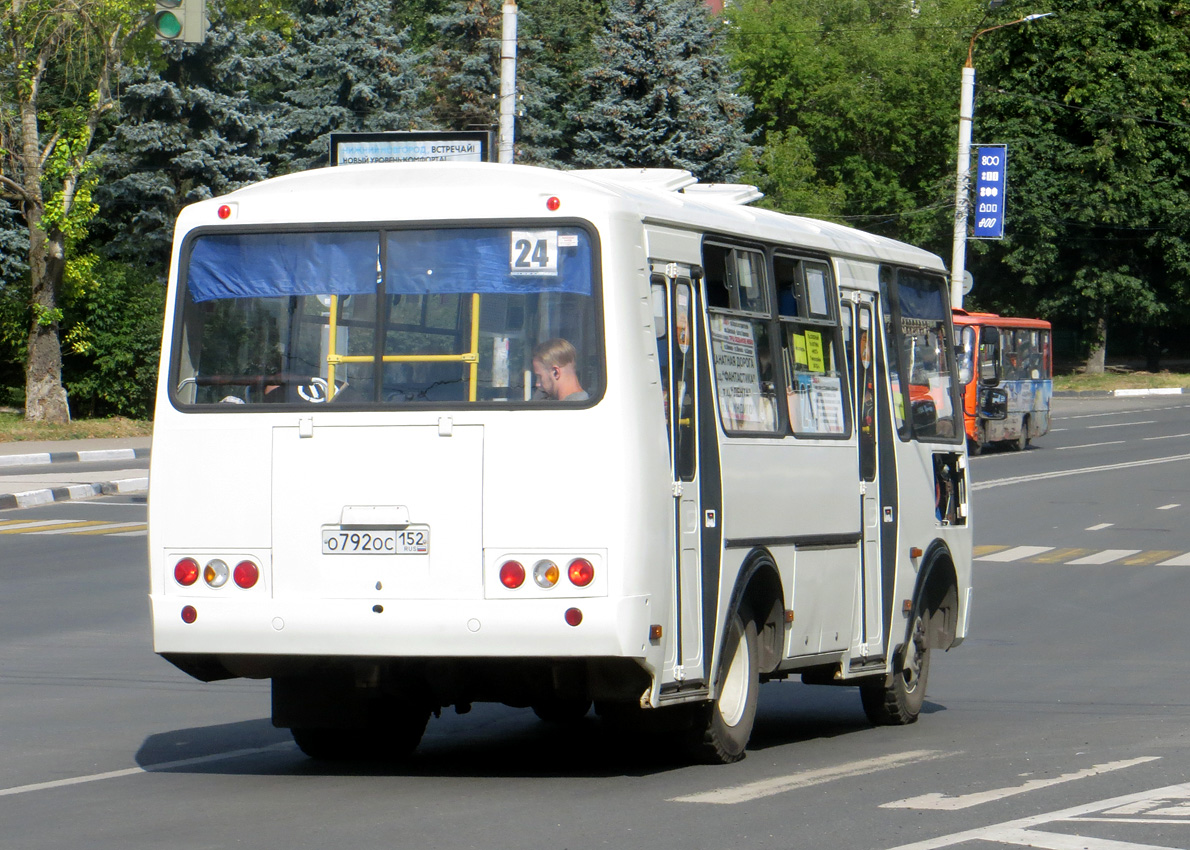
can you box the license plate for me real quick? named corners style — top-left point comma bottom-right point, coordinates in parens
top-left (321, 526), bottom-right (430, 555)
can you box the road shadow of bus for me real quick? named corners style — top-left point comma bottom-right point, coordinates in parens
top-left (135, 683), bottom-right (944, 780)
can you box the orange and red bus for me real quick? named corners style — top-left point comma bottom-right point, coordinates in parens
top-left (953, 310), bottom-right (1052, 454)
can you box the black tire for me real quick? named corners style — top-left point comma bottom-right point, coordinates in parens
top-left (967, 436), bottom-right (982, 456)
top-left (532, 698), bottom-right (593, 723)
top-left (292, 701), bottom-right (430, 761)
top-left (860, 614), bottom-right (930, 726)
top-left (690, 610), bottom-right (759, 764)
top-left (1013, 415), bottom-right (1030, 451)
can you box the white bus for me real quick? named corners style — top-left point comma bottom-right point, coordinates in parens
top-left (149, 163), bottom-right (972, 764)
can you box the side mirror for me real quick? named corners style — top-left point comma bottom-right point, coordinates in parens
top-left (911, 397), bottom-right (938, 436)
top-left (979, 387), bottom-right (1008, 420)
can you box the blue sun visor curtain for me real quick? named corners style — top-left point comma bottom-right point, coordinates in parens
top-left (185, 228), bottom-right (593, 303)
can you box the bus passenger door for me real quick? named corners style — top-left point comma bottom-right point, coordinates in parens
top-left (653, 262), bottom-right (704, 685)
top-left (842, 293), bottom-right (884, 659)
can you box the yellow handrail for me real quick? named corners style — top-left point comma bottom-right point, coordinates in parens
top-left (324, 292), bottom-right (482, 401)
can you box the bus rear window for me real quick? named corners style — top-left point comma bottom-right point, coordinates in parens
top-left (172, 226), bottom-right (602, 407)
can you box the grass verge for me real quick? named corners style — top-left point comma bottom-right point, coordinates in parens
top-left (0, 412), bottom-right (152, 442)
top-left (1052, 370), bottom-right (1190, 393)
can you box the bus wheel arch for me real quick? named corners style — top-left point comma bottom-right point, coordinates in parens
top-left (860, 542), bottom-right (957, 726)
top-left (691, 550), bottom-right (784, 763)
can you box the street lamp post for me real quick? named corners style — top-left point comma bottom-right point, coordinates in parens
top-left (950, 12), bottom-right (1053, 309)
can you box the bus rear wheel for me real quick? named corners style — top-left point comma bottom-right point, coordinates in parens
top-left (690, 609), bottom-right (759, 764)
top-left (860, 614), bottom-right (930, 726)
top-left (1015, 415), bottom-right (1031, 451)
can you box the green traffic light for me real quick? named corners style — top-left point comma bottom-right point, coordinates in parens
top-left (155, 10), bottom-right (182, 38)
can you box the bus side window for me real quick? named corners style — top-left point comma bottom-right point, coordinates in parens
top-left (703, 244), bottom-right (731, 309)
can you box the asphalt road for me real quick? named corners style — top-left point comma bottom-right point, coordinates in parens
top-left (1, 396), bottom-right (1188, 850)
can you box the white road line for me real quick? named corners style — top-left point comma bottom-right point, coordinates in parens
top-left (973, 453), bottom-right (1190, 491)
top-left (1088, 420), bottom-right (1157, 429)
top-left (668, 749), bottom-right (950, 805)
top-left (0, 743), bottom-right (293, 798)
top-left (1067, 549), bottom-right (1142, 565)
top-left (1143, 433), bottom-right (1190, 441)
top-left (886, 779), bottom-right (1190, 850)
top-left (1054, 441), bottom-right (1127, 450)
top-left (1157, 504), bottom-right (1181, 510)
top-left (978, 826), bottom-right (1173, 849)
top-left (975, 546), bottom-right (1052, 562)
top-left (1158, 553), bottom-right (1190, 566)
top-left (882, 757), bottom-right (1160, 811)
top-left (1086, 523), bottom-right (1114, 531)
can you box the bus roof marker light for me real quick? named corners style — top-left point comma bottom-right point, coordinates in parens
top-left (217, 203), bottom-right (235, 220)
top-left (546, 196), bottom-right (561, 211)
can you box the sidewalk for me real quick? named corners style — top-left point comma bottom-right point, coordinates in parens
top-left (0, 437), bottom-right (150, 510)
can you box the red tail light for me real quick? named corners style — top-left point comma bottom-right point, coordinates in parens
top-left (499, 560), bottom-right (525, 589)
top-left (233, 560), bottom-right (260, 589)
top-left (174, 558), bottom-right (199, 586)
top-left (564, 607), bottom-right (583, 627)
top-left (181, 605), bottom-right (198, 624)
top-left (568, 558), bottom-right (594, 587)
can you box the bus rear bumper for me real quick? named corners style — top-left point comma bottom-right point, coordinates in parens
top-left (150, 594), bottom-right (656, 665)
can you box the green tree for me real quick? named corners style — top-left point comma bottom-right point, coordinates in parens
top-left (94, 2), bottom-right (283, 265)
top-left (969, 0), bottom-right (1190, 371)
top-left (572, 0), bottom-right (752, 182)
top-left (268, 0), bottom-right (434, 173)
top-left (0, 0), bottom-right (144, 422)
top-left (728, 0), bottom-right (978, 244)
top-left (426, 0), bottom-right (576, 166)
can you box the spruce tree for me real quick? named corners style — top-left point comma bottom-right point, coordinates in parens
top-left (93, 3), bottom-right (282, 266)
top-left (426, 0), bottom-right (566, 166)
top-left (270, 0), bottom-right (434, 173)
top-left (571, 0), bottom-right (752, 182)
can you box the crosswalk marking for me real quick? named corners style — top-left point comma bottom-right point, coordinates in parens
top-left (1123, 550), bottom-right (1183, 565)
top-left (975, 547), bottom-right (1190, 567)
top-left (1032, 548), bottom-right (1094, 563)
top-left (976, 546), bottom-right (1053, 562)
top-left (0, 520), bottom-right (107, 534)
top-left (69, 522), bottom-right (147, 535)
top-left (0, 519), bottom-right (146, 537)
top-left (1066, 549), bottom-right (1141, 565)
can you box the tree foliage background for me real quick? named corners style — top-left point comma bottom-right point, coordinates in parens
top-left (2, 0), bottom-right (1190, 422)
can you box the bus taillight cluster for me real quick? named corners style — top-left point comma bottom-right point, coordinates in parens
top-left (173, 556), bottom-right (260, 589)
top-left (498, 557), bottom-right (595, 590)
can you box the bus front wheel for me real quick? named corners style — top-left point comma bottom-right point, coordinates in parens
top-left (691, 609), bottom-right (759, 764)
top-left (860, 614), bottom-right (930, 726)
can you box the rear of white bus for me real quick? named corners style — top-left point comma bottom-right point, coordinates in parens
top-left (147, 165), bottom-right (675, 758)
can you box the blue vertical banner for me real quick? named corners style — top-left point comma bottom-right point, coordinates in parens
top-left (973, 145), bottom-right (1008, 239)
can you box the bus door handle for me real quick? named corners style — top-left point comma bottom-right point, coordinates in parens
top-left (672, 481), bottom-right (684, 498)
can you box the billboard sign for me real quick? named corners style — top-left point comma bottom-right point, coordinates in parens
top-left (973, 145), bottom-right (1008, 239)
top-left (329, 131), bottom-right (492, 166)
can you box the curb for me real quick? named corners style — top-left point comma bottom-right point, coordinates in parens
top-left (0, 447), bottom-right (149, 471)
top-left (0, 476), bottom-right (149, 510)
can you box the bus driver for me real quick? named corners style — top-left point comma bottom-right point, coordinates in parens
top-left (532, 338), bottom-right (589, 401)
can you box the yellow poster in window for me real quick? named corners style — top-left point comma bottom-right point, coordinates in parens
top-left (804, 330), bottom-right (826, 372)
top-left (792, 333), bottom-right (808, 366)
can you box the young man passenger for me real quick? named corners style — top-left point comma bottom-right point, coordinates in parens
top-left (531, 338), bottom-right (589, 401)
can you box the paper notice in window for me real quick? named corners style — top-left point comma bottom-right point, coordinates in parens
top-left (804, 330), bottom-right (826, 373)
